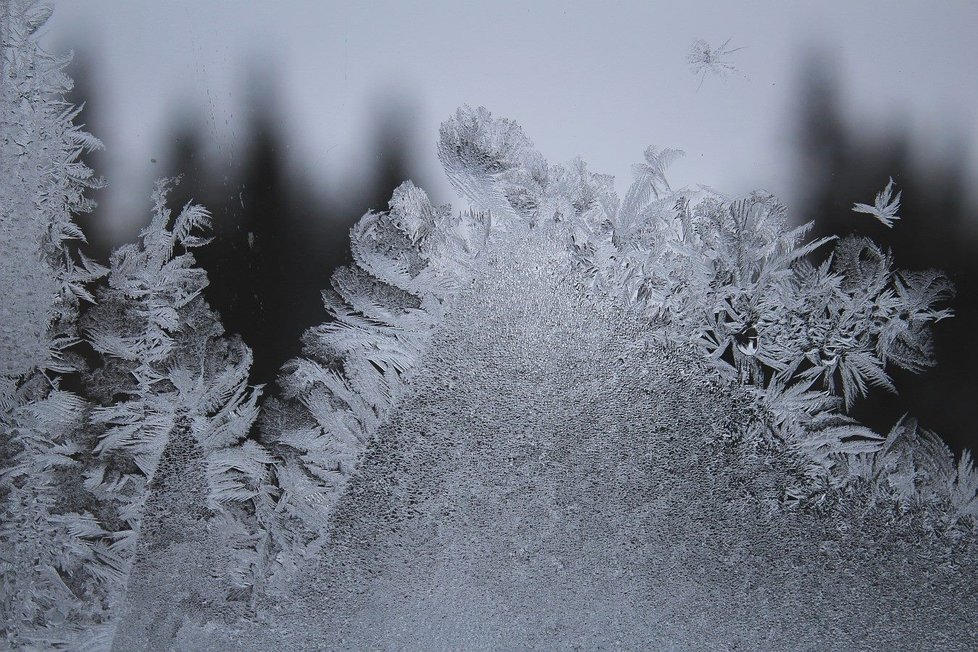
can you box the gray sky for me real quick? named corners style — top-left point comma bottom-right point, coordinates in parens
top-left (45, 0), bottom-right (978, 233)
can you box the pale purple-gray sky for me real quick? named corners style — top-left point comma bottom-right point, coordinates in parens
top-left (45, 0), bottom-right (978, 234)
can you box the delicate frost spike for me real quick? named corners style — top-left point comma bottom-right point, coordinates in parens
top-left (636, 146), bottom-right (685, 198)
top-left (852, 177), bottom-right (902, 227)
top-left (951, 450), bottom-right (978, 522)
top-left (615, 146), bottom-right (684, 240)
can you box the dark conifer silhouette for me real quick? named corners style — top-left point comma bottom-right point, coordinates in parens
top-left (793, 51), bottom-right (978, 454)
top-left (158, 79), bottom-right (419, 387)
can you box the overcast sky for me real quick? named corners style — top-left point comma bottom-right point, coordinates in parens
top-left (45, 0), bottom-right (978, 234)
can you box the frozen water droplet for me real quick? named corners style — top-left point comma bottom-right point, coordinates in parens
top-left (734, 325), bottom-right (758, 356)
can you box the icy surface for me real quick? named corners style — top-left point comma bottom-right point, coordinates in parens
top-left (205, 222), bottom-right (978, 651)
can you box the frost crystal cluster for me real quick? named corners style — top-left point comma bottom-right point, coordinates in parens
top-left (2, 4), bottom-right (977, 650)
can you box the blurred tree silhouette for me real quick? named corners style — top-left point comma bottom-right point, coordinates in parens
top-left (363, 97), bottom-right (419, 215)
top-left (64, 49), bottom-right (111, 261)
top-left (793, 52), bottom-right (978, 454)
top-left (68, 53), bottom-right (420, 388)
top-left (160, 80), bottom-right (417, 387)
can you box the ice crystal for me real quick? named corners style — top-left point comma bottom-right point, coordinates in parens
top-left (852, 176), bottom-right (902, 227)
top-left (687, 37), bottom-right (746, 90)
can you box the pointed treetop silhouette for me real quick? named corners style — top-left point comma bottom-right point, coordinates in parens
top-left (159, 76), bottom-right (421, 387)
top-left (793, 50), bottom-right (978, 454)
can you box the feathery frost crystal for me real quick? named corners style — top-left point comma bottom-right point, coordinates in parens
top-left (852, 177), bottom-right (903, 227)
